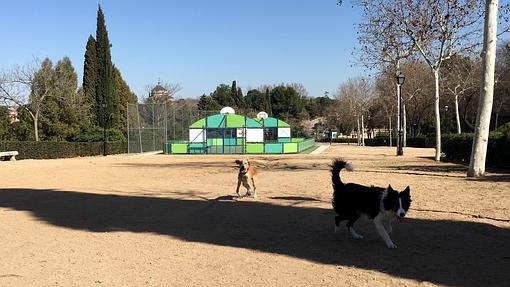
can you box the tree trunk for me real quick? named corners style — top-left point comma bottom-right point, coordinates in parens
top-left (494, 102), bottom-right (503, 129)
top-left (361, 114), bottom-right (365, 146)
top-left (433, 69), bottom-right (442, 161)
top-left (33, 114), bottom-right (39, 141)
top-left (468, 0), bottom-right (499, 177)
top-left (357, 115), bottom-right (361, 146)
top-left (388, 116), bottom-right (393, 147)
top-left (403, 103), bottom-right (407, 147)
top-left (455, 94), bottom-right (462, 134)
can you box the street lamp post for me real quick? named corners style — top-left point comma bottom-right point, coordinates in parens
top-left (396, 72), bottom-right (405, 156)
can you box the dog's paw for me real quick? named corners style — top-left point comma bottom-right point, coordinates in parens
top-left (386, 242), bottom-right (397, 249)
top-left (352, 234), bottom-right (364, 240)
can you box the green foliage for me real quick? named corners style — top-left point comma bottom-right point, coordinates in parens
top-left (0, 141), bottom-right (126, 159)
top-left (442, 132), bottom-right (510, 168)
top-left (211, 84), bottom-right (233, 107)
top-left (40, 57), bottom-right (88, 141)
top-left (114, 66), bottom-right (137, 135)
top-left (197, 94), bottom-right (222, 111)
top-left (304, 96), bottom-right (334, 118)
top-left (83, 35), bottom-right (98, 123)
top-left (245, 89), bottom-right (265, 112)
top-left (265, 88), bottom-right (272, 116)
top-left (95, 5), bottom-right (119, 129)
top-left (270, 85), bottom-right (304, 120)
top-left (230, 81), bottom-right (244, 109)
top-left (70, 126), bottom-right (126, 142)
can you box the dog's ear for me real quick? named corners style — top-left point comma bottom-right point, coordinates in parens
top-left (401, 186), bottom-right (411, 196)
top-left (387, 184), bottom-right (393, 191)
top-left (235, 160), bottom-right (242, 165)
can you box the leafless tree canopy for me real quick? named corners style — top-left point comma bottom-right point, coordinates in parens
top-left (144, 82), bottom-right (182, 103)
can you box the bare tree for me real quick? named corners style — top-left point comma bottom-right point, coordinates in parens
top-left (0, 59), bottom-right (54, 141)
top-left (144, 81), bottom-right (182, 103)
top-left (354, 0), bottom-right (416, 150)
top-left (493, 41), bottom-right (510, 129)
top-left (399, 60), bottom-right (435, 136)
top-left (335, 77), bottom-right (373, 145)
top-left (357, 0), bottom-right (485, 160)
top-left (374, 76), bottom-right (396, 146)
top-left (443, 55), bottom-right (480, 134)
top-left (468, 0), bottom-right (500, 177)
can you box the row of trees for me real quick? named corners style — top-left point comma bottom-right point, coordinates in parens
top-left (197, 81), bottom-right (334, 123)
top-left (0, 5), bottom-right (136, 141)
top-left (341, 0), bottom-right (510, 176)
top-left (327, 41), bottom-right (509, 143)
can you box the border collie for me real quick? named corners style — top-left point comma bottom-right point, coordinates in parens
top-left (235, 159), bottom-right (258, 198)
top-left (331, 159), bottom-right (411, 248)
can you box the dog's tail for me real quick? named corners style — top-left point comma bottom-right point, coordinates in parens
top-left (331, 159), bottom-right (353, 189)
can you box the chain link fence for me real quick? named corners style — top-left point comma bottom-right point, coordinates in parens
top-left (127, 103), bottom-right (217, 153)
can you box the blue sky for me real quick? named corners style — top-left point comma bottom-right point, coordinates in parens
top-left (0, 1), bottom-right (364, 100)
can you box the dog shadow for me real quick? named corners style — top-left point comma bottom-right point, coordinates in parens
top-left (0, 188), bottom-right (508, 287)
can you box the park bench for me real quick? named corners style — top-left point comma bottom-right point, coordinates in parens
top-left (0, 151), bottom-right (18, 161)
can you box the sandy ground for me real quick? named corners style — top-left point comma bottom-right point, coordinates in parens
top-left (0, 143), bottom-right (509, 287)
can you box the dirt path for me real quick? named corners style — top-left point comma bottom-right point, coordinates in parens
top-left (1, 144), bottom-right (509, 286)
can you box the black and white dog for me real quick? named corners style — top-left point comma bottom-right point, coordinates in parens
top-left (331, 159), bottom-right (411, 248)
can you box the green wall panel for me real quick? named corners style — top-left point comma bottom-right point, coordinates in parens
top-left (171, 144), bottom-right (188, 154)
top-left (224, 138), bottom-right (237, 146)
top-left (278, 137), bottom-right (291, 143)
top-left (226, 114), bottom-right (245, 128)
top-left (283, 143), bottom-right (298, 153)
top-left (277, 119), bottom-right (290, 127)
top-left (246, 143), bottom-right (264, 153)
top-left (263, 117), bottom-right (277, 127)
top-left (207, 138), bottom-right (223, 146)
top-left (265, 143), bottom-right (283, 153)
top-left (206, 114), bottom-right (225, 128)
top-left (246, 118), bottom-right (262, 128)
top-left (190, 118), bottom-right (205, 128)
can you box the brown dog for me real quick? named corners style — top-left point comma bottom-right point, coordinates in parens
top-left (235, 159), bottom-right (258, 198)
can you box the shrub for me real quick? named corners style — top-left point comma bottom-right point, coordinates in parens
top-left (442, 131), bottom-right (510, 168)
top-left (0, 141), bottom-right (127, 160)
top-left (70, 127), bottom-right (126, 142)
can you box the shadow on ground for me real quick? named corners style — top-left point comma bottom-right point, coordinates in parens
top-left (0, 188), bottom-right (508, 287)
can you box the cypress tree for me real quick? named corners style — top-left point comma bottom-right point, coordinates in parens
top-left (113, 66), bottom-right (137, 134)
top-left (230, 80), bottom-right (239, 108)
top-left (95, 5), bottom-right (118, 129)
top-left (237, 87), bottom-right (245, 109)
top-left (83, 35), bottom-right (98, 123)
top-left (265, 88), bottom-right (272, 116)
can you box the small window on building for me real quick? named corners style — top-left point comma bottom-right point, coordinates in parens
top-left (264, 127), bottom-right (278, 141)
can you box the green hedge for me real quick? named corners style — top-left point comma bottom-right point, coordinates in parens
top-left (318, 136), bottom-right (432, 147)
top-left (0, 141), bottom-right (127, 160)
top-left (442, 132), bottom-right (510, 168)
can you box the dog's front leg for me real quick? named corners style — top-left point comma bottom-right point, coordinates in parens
top-left (374, 216), bottom-right (397, 248)
top-left (251, 177), bottom-right (257, 198)
top-left (385, 219), bottom-right (393, 234)
top-left (235, 179), bottom-right (242, 197)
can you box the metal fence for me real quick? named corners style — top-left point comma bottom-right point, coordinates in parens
top-left (127, 103), bottom-right (217, 153)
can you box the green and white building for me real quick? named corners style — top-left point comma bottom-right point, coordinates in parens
top-left (164, 108), bottom-right (315, 154)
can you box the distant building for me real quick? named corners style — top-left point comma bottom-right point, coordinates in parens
top-left (7, 107), bottom-right (19, 124)
top-left (148, 81), bottom-right (172, 103)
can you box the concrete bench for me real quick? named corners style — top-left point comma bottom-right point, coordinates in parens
top-left (0, 151), bottom-right (18, 161)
